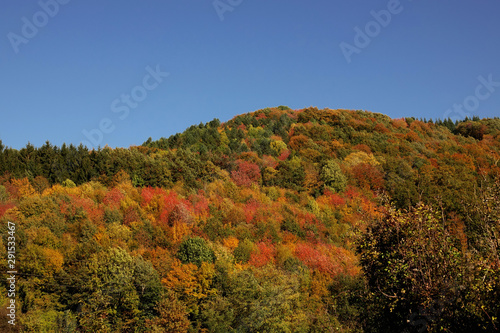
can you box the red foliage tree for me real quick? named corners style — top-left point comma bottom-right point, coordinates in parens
top-left (103, 187), bottom-right (125, 210)
top-left (0, 202), bottom-right (15, 218)
top-left (350, 163), bottom-right (385, 191)
top-left (244, 199), bottom-right (260, 223)
top-left (231, 160), bottom-right (261, 186)
top-left (321, 189), bottom-right (346, 207)
top-left (295, 243), bottom-right (339, 276)
top-left (189, 190), bottom-right (209, 219)
top-left (140, 187), bottom-right (167, 208)
top-left (248, 242), bottom-right (275, 267)
top-left (278, 149), bottom-right (290, 161)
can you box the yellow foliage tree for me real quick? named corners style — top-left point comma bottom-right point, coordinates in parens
top-left (162, 260), bottom-right (217, 313)
top-left (11, 177), bottom-right (36, 199)
top-left (223, 236), bottom-right (239, 251)
top-left (41, 248), bottom-right (64, 275)
top-left (343, 151), bottom-right (380, 168)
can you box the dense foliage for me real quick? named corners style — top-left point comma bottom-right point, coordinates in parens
top-left (0, 107), bottom-right (499, 332)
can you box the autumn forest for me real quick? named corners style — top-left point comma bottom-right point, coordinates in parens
top-left (0, 106), bottom-right (499, 332)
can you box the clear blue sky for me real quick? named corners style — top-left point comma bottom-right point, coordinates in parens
top-left (1, 0), bottom-right (499, 149)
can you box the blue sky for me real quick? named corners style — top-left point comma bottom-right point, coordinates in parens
top-left (1, 0), bottom-right (499, 149)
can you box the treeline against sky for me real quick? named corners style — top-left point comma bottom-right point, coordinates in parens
top-left (0, 107), bottom-right (499, 332)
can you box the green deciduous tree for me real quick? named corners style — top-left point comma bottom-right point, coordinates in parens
top-left (78, 247), bottom-right (162, 332)
top-left (320, 160), bottom-right (347, 193)
top-left (177, 237), bottom-right (215, 266)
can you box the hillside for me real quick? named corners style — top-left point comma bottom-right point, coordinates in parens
top-left (0, 107), bottom-right (499, 332)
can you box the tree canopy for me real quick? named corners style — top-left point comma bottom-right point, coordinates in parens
top-left (0, 107), bottom-right (499, 331)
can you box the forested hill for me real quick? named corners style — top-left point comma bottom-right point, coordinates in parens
top-left (144, 106), bottom-right (500, 210)
top-left (2, 106), bottom-right (498, 211)
top-left (0, 107), bottom-right (499, 332)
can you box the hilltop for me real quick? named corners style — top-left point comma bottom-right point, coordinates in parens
top-left (0, 107), bottom-right (499, 332)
